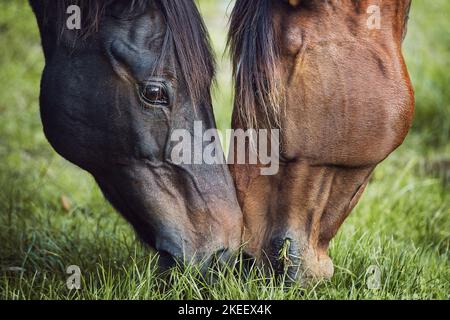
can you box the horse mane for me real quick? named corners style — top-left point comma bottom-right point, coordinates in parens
top-left (402, 0), bottom-right (412, 41)
top-left (228, 0), bottom-right (282, 130)
top-left (36, 0), bottom-right (215, 105)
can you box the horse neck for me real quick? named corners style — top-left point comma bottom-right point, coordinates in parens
top-left (29, 0), bottom-right (47, 27)
top-left (29, 0), bottom-right (56, 61)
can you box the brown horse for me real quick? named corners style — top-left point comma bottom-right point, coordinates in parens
top-left (228, 0), bottom-right (414, 283)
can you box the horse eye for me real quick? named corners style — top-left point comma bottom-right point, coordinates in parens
top-left (139, 84), bottom-right (169, 106)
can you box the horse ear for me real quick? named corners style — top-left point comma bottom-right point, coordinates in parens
top-left (285, 0), bottom-right (301, 7)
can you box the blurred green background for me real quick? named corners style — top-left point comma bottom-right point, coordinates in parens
top-left (0, 0), bottom-right (448, 299)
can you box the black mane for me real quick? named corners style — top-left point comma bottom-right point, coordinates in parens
top-left (228, 0), bottom-right (282, 129)
top-left (32, 0), bottom-right (215, 105)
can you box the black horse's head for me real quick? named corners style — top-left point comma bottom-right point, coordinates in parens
top-left (30, 0), bottom-right (243, 269)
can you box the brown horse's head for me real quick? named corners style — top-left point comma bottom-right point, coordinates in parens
top-left (30, 0), bottom-right (243, 271)
top-left (229, 0), bottom-right (414, 283)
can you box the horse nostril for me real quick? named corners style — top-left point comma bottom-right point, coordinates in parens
top-left (199, 248), bottom-right (233, 282)
top-left (157, 250), bottom-right (178, 271)
top-left (215, 248), bottom-right (228, 258)
top-left (210, 248), bottom-right (236, 269)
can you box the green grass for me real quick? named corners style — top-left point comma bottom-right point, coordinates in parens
top-left (0, 0), bottom-right (449, 300)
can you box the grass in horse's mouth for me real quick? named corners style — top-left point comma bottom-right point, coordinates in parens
top-left (277, 239), bottom-right (293, 273)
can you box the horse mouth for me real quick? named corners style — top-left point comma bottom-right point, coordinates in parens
top-left (156, 248), bottom-right (234, 275)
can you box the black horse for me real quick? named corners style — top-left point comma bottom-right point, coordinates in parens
top-left (29, 0), bottom-right (243, 271)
